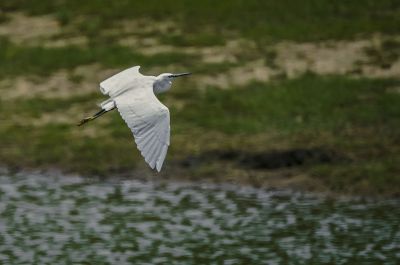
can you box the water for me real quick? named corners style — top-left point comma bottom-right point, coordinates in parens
top-left (0, 172), bottom-right (398, 264)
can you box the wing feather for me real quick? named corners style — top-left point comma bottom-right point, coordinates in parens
top-left (137, 129), bottom-right (155, 149)
top-left (138, 131), bottom-right (155, 153)
top-left (113, 84), bottom-right (170, 172)
top-left (145, 135), bottom-right (159, 162)
top-left (149, 139), bottom-right (163, 167)
top-left (156, 144), bottom-right (169, 171)
top-left (100, 66), bottom-right (143, 96)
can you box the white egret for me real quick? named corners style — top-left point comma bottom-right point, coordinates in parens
top-left (78, 66), bottom-right (191, 172)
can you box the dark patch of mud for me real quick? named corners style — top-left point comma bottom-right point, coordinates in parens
top-left (180, 148), bottom-right (344, 170)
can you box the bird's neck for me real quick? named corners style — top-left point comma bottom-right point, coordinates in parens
top-left (153, 78), bottom-right (172, 94)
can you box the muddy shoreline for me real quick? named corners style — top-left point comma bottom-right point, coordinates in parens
top-left (1, 144), bottom-right (395, 199)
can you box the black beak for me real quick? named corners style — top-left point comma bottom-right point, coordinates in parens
top-left (171, 72), bottom-right (192, 78)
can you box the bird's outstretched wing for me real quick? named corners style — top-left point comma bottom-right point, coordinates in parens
top-left (100, 66), bottom-right (143, 97)
top-left (113, 86), bottom-right (170, 172)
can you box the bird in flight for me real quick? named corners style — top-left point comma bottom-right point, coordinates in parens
top-left (78, 66), bottom-right (191, 172)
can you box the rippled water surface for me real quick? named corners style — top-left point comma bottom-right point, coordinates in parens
top-left (0, 173), bottom-right (399, 264)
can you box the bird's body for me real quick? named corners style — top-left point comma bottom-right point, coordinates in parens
top-left (78, 66), bottom-right (191, 172)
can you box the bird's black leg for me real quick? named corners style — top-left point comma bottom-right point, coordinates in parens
top-left (77, 108), bottom-right (110, 126)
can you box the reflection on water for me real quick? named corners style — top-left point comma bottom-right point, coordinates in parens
top-left (0, 172), bottom-right (398, 264)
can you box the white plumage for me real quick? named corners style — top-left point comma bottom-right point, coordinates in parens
top-left (112, 81), bottom-right (170, 172)
top-left (78, 66), bottom-right (191, 172)
top-left (100, 66), bottom-right (142, 97)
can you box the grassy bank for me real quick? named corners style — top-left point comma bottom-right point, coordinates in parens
top-left (0, 1), bottom-right (400, 196)
top-left (1, 76), bottom-right (399, 196)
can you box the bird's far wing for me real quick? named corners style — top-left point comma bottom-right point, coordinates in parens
top-left (100, 66), bottom-right (143, 96)
top-left (113, 86), bottom-right (170, 172)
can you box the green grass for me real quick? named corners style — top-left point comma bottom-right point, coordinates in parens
top-left (0, 37), bottom-right (234, 77)
top-left (0, 121), bottom-right (140, 175)
top-left (170, 76), bottom-right (400, 196)
top-left (1, 76), bottom-right (399, 195)
top-left (1, 1), bottom-right (400, 195)
top-left (2, 1), bottom-right (400, 43)
top-left (312, 158), bottom-right (400, 195)
top-left (0, 37), bottom-right (198, 77)
top-left (159, 33), bottom-right (226, 47)
top-left (0, 12), bottom-right (8, 23)
top-left (363, 39), bottom-right (400, 69)
top-left (172, 75), bottom-right (400, 133)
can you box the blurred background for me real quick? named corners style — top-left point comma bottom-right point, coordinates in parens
top-left (0, 1), bottom-right (399, 264)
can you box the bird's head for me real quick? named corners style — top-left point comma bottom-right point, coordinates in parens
top-left (154, 72), bottom-right (191, 94)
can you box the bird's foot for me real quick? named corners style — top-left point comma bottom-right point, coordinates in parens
top-left (77, 117), bottom-right (92, 126)
top-left (77, 109), bottom-right (108, 126)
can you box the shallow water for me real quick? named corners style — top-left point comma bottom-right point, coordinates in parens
top-left (0, 173), bottom-right (398, 264)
